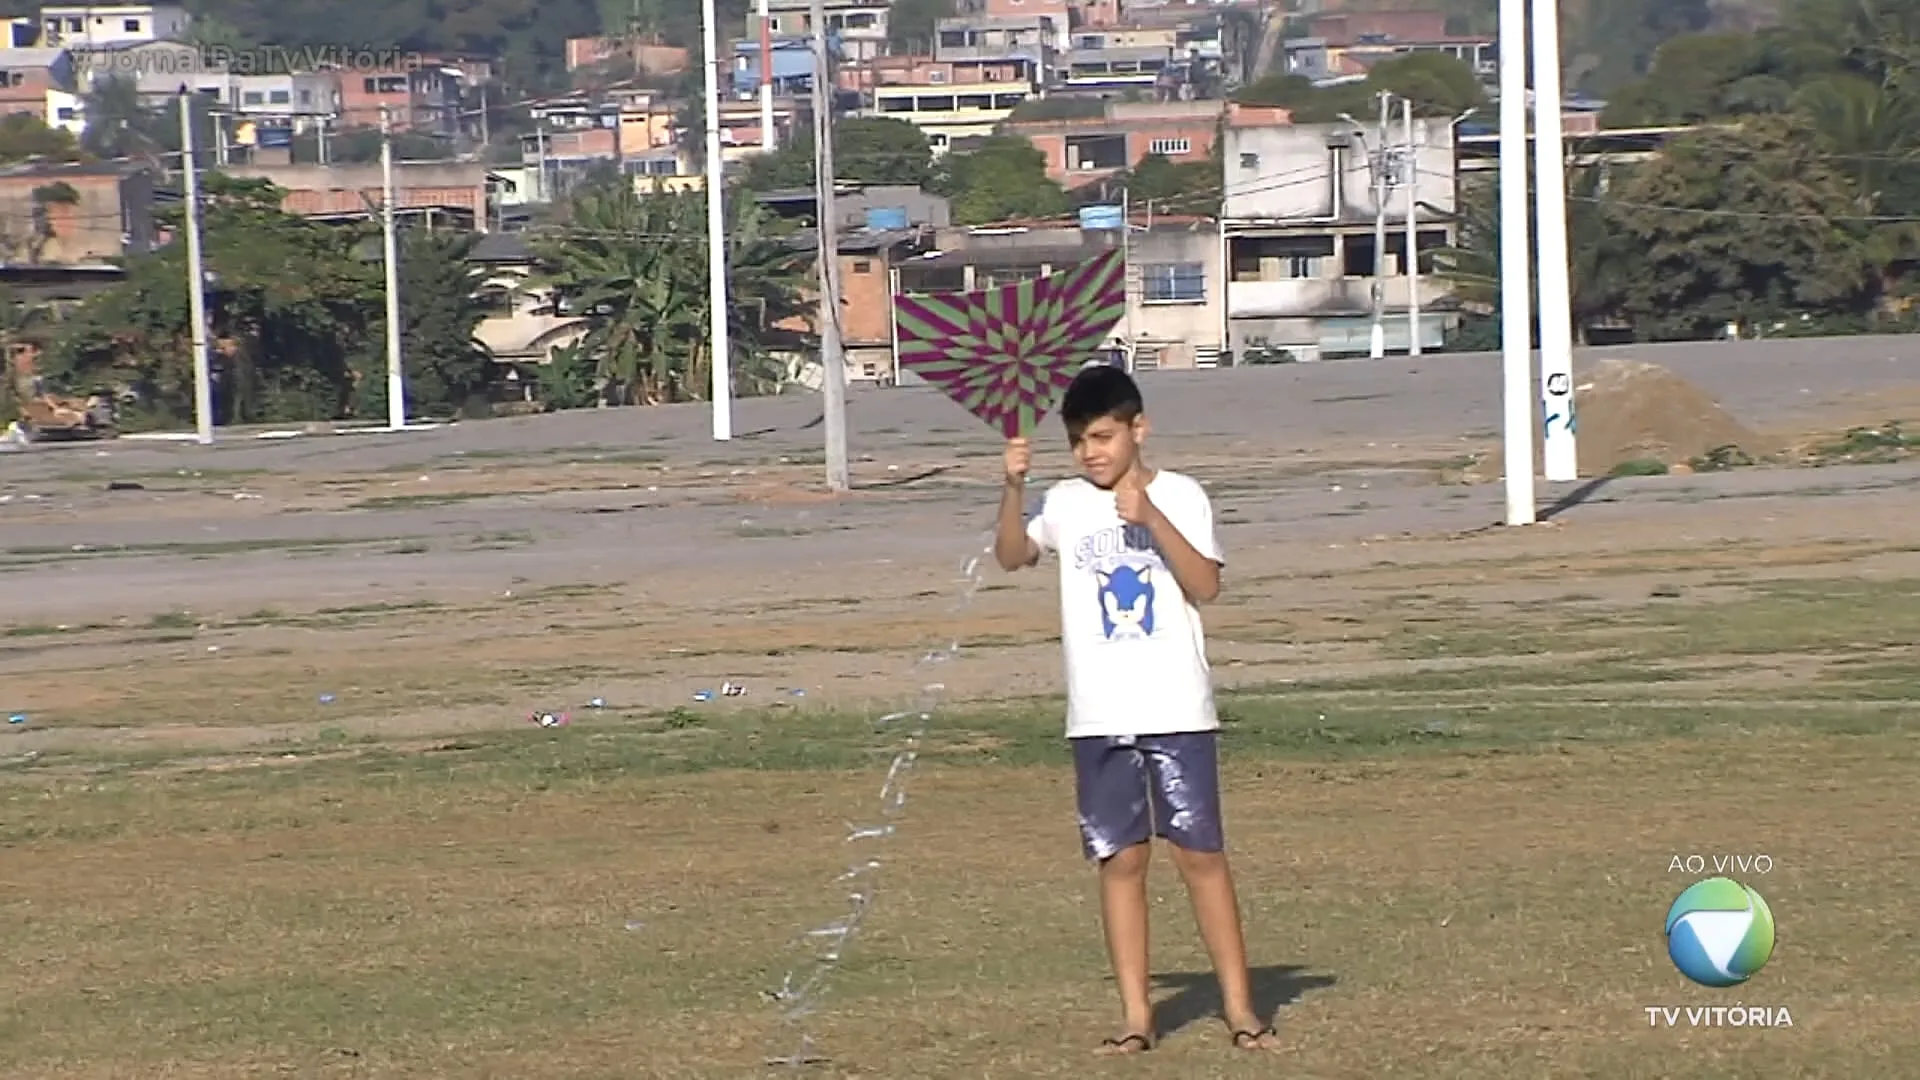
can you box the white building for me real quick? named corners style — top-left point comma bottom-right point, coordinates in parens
top-left (45, 85), bottom-right (82, 133)
top-left (38, 3), bottom-right (189, 48)
top-left (1220, 107), bottom-right (1460, 360)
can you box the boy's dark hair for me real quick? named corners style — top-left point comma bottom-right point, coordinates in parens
top-left (1059, 363), bottom-right (1143, 438)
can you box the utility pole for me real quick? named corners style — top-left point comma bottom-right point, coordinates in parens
top-left (1497, 0), bottom-right (1536, 524)
top-left (180, 93), bottom-right (213, 444)
top-left (1403, 95), bottom-right (1421, 357)
top-left (1368, 89), bottom-right (1390, 359)
top-left (812, 0), bottom-right (848, 492)
top-left (380, 106), bottom-right (405, 430)
top-left (701, 0), bottom-right (733, 439)
top-left (760, 0), bottom-right (777, 151)
top-left (1531, 0), bottom-right (1578, 480)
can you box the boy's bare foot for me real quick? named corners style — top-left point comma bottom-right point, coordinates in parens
top-left (1229, 1023), bottom-right (1279, 1051)
top-left (1094, 1032), bottom-right (1154, 1056)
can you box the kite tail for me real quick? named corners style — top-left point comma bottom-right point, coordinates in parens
top-left (764, 533), bottom-right (993, 1068)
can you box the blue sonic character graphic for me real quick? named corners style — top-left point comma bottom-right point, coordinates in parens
top-left (1095, 564), bottom-right (1156, 639)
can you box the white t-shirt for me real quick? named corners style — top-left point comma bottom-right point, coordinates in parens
top-left (1025, 469), bottom-right (1223, 739)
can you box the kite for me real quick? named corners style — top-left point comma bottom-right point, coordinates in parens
top-left (893, 249), bottom-right (1128, 438)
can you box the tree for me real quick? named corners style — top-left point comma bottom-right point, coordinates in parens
top-left (0, 114), bottom-right (83, 164)
top-left (50, 176), bottom-right (384, 425)
top-left (1609, 117), bottom-right (1880, 338)
top-left (887, 0), bottom-right (955, 52)
top-left (530, 182), bottom-right (809, 405)
top-left (931, 136), bottom-right (1070, 224)
top-left (1234, 54), bottom-right (1484, 122)
top-left (357, 230), bottom-right (496, 419)
top-left (738, 117), bottom-right (935, 190)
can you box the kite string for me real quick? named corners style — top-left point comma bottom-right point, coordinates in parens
top-left (765, 537), bottom-right (992, 1068)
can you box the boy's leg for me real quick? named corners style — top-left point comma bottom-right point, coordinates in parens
top-left (1142, 733), bottom-right (1278, 1050)
top-left (1071, 737), bottom-right (1156, 1053)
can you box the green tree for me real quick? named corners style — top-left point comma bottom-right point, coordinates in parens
top-left (0, 114), bottom-right (82, 164)
top-left (1609, 117), bottom-right (1880, 338)
top-left (738, 117), bottom-right (934, 190)
top-left (887, 0), bottom-right (955, 52)
top-left (931, 135), bottom-right (1070, 224)
top-left (530, 183), bottom-right (809, 405)
top-left (51, 176), bottom-right (383, 426)
top-left (356, 230), bottom-right (496, 419)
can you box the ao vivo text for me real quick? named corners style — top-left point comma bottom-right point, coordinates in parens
top-left (1668, 854), bottom-right (1773, 874)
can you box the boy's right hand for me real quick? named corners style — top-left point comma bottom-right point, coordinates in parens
top-left (1003, 438), bottom-right (1030, 484)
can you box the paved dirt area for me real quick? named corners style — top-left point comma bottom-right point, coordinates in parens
top-left (1, 337), bottom-right (1916, 1078)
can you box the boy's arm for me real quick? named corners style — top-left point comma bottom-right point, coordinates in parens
top-left (1129, 477), bottom-right (1222, 604)
top-left (994, 477), bottom-right (1042, 570)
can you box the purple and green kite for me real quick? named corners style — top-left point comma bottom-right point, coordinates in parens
top-left (893, 249), bottom-right (1127, 438)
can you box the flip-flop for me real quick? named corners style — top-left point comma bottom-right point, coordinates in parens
top-left (1095, 1032), bottom-right (1154, 1056)
top-left (1230, 1025), bottom-right (1278, 1050)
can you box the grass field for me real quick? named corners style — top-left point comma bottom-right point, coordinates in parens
top-left (5, 539), bottom-right (1916, 1077)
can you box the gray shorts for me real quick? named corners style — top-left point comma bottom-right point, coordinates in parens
top-left (1071, 732), bottom-right (1225, 861)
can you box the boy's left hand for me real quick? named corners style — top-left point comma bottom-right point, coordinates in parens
top-left (1115, 475), bottom-right (1153, 524)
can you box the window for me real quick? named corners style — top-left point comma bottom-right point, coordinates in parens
top-left (1148, 137), bottom-right (1190, 156)
top-left (56, 106), bottom-right (76, 120)
top-left (123, 18), bottom-right (141, 31)
top-left (1142, 262), bottom-right (1205, 303)
top-left (67, 17), bottom-right (82, 31)
top-left (879, 96), bottom-right (912, 113)
top-left (939, 30), bottom-right (967, 48)
top-left (363, 77), bottom-right (378, 93)
top-left (918, 95), bottom-right (954, 111)
top-left (269, 89), bottom-right (290, 104)
top-left (852, 260), bottom-right (872, 273)
top-left (298, 89), bottom-right (312, 104)
top-left (928, 69), bottom-right (947, 83)
top-left (242, 91), bottom-right (264, 104)
top-left (958, 93), bottom-right (990, 109)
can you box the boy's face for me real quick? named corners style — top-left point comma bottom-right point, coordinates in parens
top-left (1069, 412), bottom-right (1147, 489)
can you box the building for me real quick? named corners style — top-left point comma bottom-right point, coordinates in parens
top-left (1125, 214), bottom-right (1225, 371)
top-left (933, 15), bottom-right (1060, 81)
top-left (219, 161), bottom-right (494, 227)
top-left (466, 230), bottom-right (589, 390)
top-left (731, 36), bottom-right (823, 99)
top-left (1220, 107), bottom-right (1458, 360)
top-left (1002, 98), bottom-right (1220, 187)
top-left (67, 39), bottom-right (209, 95)
top-left (869, 78), bottom-right (1032, 154)
top-left (0, 161), bottom-right (155, 263)
top-left (1282, 11), bottom-right (1495, 82)
top-left (37, 3), bottom-right (188, 48)
top-left (0, 46), bottom-right (75, 121)
top-left (564, 35), bottom-right (688, 77)
top-left (174, 71), bottom-right (337, 131)
top-left (335, 61), bottom-right (464, 134)
top-left (841, 53), bottom-right (1037, 95)
top-left (1062, 27), bottom-right (1182, 95)
top-left (955, 0), bottom-right (1067, 39)
top-left (762, 0), bottom-right (888, 64)
top-left (793, 227), bottom-right (935, 382)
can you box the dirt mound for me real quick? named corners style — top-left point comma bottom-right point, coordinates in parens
top-left (1574, 359), bottom-right (1777, 475)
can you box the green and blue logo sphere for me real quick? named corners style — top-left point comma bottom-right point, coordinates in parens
top-left (1665, 877), bottom-right (1775, 987)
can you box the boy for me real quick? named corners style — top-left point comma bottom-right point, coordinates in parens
top-left (992, 364), bottom-right (1277, 1056)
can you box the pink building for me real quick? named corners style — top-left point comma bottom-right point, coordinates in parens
top-left (1004, 100), bottom-right (1223, 188)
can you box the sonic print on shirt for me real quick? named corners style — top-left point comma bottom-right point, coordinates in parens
top-left (1094, 564), bottom-right (1155, 639)
top-left (1075, 522), bottom-right (1162, 641)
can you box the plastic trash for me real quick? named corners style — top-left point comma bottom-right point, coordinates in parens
top-left (529, 711), bottom-right (569, 728)
top-left (6, 713), bottom-right (25, 725)
top-left (721, 682), bottom-right (746, 697)
top-left (692, 690), bottom-right (714, 702)
top-left (317, 693), bottom-right (335, 705)
top-left (588, 697), bottom-right (605, 708)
